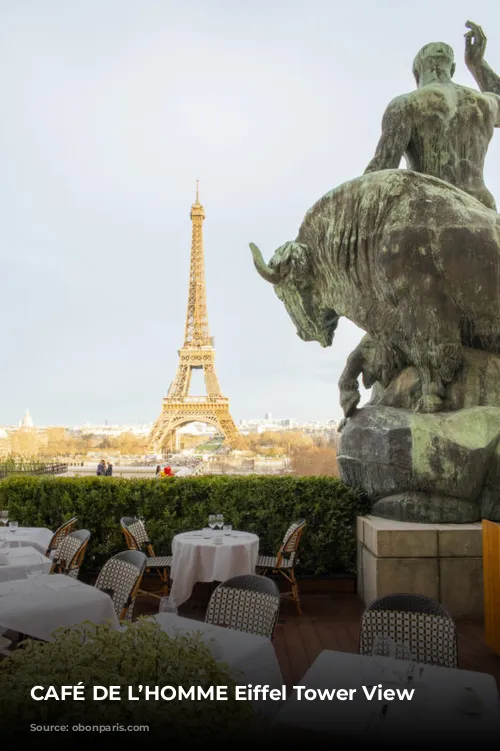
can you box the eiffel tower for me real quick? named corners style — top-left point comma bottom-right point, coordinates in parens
top-left (148, 183), bottom-right (246, 453)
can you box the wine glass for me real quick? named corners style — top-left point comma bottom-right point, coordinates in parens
top-left (396, 640), bottom-right (413, 661)
top-left (216, 513), bottom-right (224, 530)
top-left (208, 515), bottom-right (216, 533)
top-left (371, 635), bottom-right (396, 658)
top-left (1, 510), bottom-right (8, 527)
top-left (159, 596), bottom-right (178, 615)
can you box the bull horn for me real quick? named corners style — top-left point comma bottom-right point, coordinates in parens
top-left (249, 242), bottom-right (281, 284)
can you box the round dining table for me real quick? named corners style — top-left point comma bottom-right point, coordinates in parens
top-left (169, 530), bottom-right (259, 605)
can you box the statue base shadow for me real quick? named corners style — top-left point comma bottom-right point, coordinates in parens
top-left (338, 349), bottom-right (500, 523)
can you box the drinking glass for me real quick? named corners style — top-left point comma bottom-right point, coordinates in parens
top-left (396, 640), bottom-right (414, 661)
top-left (216, 513), bottom-right (224, 530)
top-left (9, 521), bottom-right (18, 533)
top-left (371, 635), bottom-right (396, 658)
top-left (223, 524), bottom-right (232, 536)
top-left (208, 515), bottom-right (216, 532)
top-left (159, 596), bottom-right (178, 615)
top-left (203, 527), bottom-right (212, 538)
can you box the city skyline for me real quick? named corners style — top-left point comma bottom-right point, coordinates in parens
top-left (2, 1), bottom-right (499, 426)
top-left (0, 408), bottom-right (338, 431)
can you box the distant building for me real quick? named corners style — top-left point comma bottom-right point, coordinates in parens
top-left (19, 408), bottom-right (34, 429)
top-left (0, 428), bottom-right (9, 456)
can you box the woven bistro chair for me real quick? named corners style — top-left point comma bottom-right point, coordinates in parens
top-left (95, 550), bottom-right (147, 621)
top-left (45, 516), bottom-right (78, 559)
top-left (205, 574), bottom-right (281, 639)
top-left (120, 517), bottom-right (172, 598)
top-left (50, 529), bottom-right (91, 579)
top-left (256, 519), bottom-right (306, 615)
top-left (359, 593), bottom-right (459, 668)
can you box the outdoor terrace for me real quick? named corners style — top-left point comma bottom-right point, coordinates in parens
top-left (130, 576), bottom-right (500, 690)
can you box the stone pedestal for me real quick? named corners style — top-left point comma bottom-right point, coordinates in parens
top-left (339, 405), bottom-right (500, 523)
top-left (357, 515), bottom-right (483, 618)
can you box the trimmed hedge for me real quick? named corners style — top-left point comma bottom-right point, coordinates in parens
top-left (0, 475), bottom-right (370, 576)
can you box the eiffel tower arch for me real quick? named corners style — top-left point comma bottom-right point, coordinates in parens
top-left (148, 183), bottom-right (246, 454)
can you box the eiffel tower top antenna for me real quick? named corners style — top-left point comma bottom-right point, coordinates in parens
top-left (185, 178), bottom-right (209, 349)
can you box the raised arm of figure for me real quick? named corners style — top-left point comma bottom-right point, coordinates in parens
top-left (465, 21), bottom-right (500, 100)
top-left (364, 96), bottom-right (411, 173)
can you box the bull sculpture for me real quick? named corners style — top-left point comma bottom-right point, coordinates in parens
top-left (250, 169), bottom-right (500, 415)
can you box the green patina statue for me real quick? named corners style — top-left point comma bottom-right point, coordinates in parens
top-left (250, 23), bottom-right (500, 522)
top-left (365, 29), bottom-right (500, 209)
top-left (250, 169), bottom-right (500, 414)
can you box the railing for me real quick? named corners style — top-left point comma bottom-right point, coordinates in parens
top-left (162, 397), bottom-right (229, 405)
top-left (0, 463), bottom-right (68, 479)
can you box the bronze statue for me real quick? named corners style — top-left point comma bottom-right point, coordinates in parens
top-left (365, 35), bottom-right (500, 209)
top-left (251, 168), bottom-right (500, 413)
top-left (250, 23), bottom-right (500, 522)
top-left (338, 334), bottom-right (406, 420)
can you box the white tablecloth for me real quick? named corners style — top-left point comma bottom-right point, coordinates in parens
top-left (0, 526), bottom-right (53, 555)
top-left (170, 530), bottom-right (259, 605)
top-left (154, 613), bottom-right (283, 715)
top-left (0, 574), bottom-right (120, 640)
top-left (275, 650), bottom-right (500, 742)
top-left (0, 546), bottom-right (51, 582)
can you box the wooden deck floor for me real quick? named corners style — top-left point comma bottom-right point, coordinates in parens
top-left (134, 587), bottom-right (500, 690)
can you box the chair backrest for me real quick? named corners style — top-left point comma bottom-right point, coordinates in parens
top-left (95, 550), bottom-right (146, 620)
top-left (51, 529), bottom-right (91, 579)
top-left (277, 519), bottom-right (306, 566)
top-left (205, 574), bottom-right (280, 638)
top-left (46, 516), bottom-right (78, 556)
top-left (359, 593), bottom-right (458, 668)
top-left (120, 517), bottom-right (154, 554)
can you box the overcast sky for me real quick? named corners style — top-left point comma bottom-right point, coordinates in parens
top-left (2, 0), bottom-right (500, 426)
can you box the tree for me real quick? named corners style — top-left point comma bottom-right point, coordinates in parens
top-left (112, 432), bottom-right (148, 455)
top-left (290, 445), bottom-right (339, 476)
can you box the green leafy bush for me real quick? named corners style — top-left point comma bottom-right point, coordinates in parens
top-left (0, 475), bottom-right (369, 575)
top-left (0, 619), bottom-right (262, 742)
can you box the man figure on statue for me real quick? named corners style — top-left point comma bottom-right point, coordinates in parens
top-left (365, 25), bottom-right (500, 210)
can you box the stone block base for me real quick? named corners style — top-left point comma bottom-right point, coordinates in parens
top-left (357, 515), bottom-right (483, 618)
